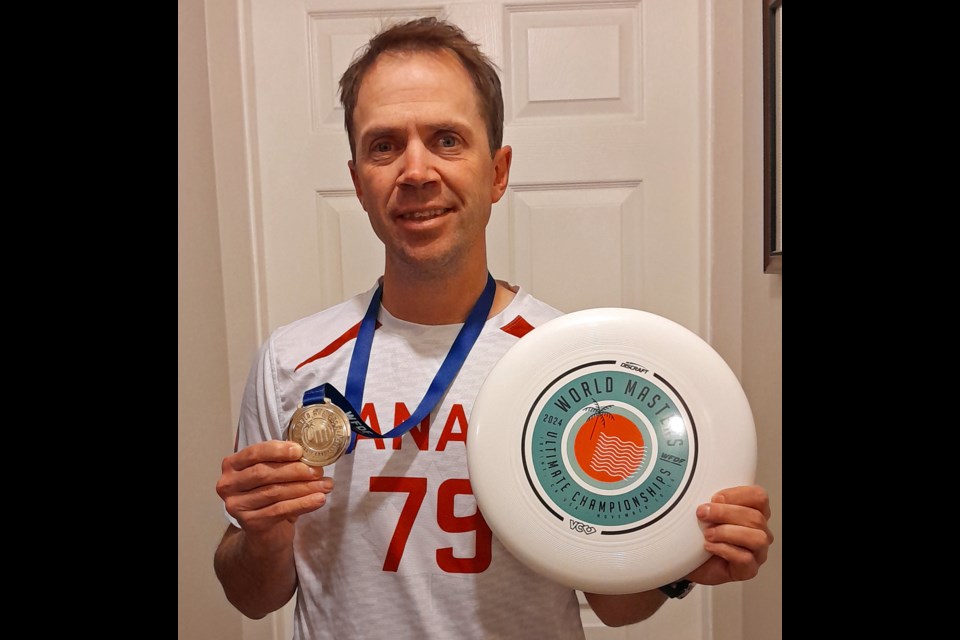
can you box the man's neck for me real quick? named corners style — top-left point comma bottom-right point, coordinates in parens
top-left (380, 263), bottom-right (514, 325)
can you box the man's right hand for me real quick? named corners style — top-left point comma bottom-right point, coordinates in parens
top-left (216, 441), bottom-right (334, 549)
top-left (215, 441), bottom-right (331, 618)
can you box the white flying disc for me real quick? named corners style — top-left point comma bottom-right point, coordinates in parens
top-left (468, 308), bottom-right (756, 595)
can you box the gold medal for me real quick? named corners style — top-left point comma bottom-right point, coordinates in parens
top-left (287, 399), bottom-right (351, 467)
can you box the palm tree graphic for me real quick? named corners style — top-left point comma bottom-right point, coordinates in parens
top-left (586, 400), bottom-right (614, 440)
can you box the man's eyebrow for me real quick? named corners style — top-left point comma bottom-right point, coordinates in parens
top-left (429, 121), bottom-right (468, 133)
top-left (359, 126), bottom-right (401, 143)
top-left (359, 121), bottom-right (471, 143)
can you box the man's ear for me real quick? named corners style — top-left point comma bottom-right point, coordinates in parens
top-left (490, 145), bottom-right (512, 204)
top-left (348, 160), bottom-right (365, 209)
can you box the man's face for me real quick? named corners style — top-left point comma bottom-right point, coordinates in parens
top-left (348, 50), bottom-right (511, 278)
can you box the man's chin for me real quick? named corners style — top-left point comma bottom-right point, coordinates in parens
top-left (390, 251), bottom-right (461, 278)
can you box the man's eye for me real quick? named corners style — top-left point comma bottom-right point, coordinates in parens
top-left (439, 135), bottom-right (458, 148)
top-left (374, 142), bottom-right (392, 153)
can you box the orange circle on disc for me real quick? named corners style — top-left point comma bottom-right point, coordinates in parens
top-left (573, 413), bottom-right (646, 483)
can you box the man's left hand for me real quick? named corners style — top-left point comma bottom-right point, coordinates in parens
top-left (686, 485), bottom-right (773, 585)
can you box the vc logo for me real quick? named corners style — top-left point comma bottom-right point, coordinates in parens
top-left (569, 519), bottom-right (597, 535)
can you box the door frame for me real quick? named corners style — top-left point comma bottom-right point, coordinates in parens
top-left (203, 2), bottom-right (752, 639)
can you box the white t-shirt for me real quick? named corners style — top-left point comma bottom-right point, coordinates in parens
top-left (235, 282), bottom-right (586, 640)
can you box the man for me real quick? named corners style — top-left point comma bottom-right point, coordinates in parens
top-left (215, 17), bottom-right (772, 638)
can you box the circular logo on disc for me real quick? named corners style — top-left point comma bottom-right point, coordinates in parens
top-left (523, 361), bottom-right (697, 534)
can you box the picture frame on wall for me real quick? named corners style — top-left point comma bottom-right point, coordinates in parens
top-left (763, 0), bottom-right (782, 274)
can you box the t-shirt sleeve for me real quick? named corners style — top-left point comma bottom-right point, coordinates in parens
top-left (224, 337), bottom-right (286, 528)
top-left (237, 338), bottom-right (286, 450)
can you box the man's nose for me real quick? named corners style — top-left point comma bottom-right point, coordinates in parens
top-left (396, 140), bottom-right (439, 188)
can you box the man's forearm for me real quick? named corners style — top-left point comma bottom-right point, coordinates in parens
top-left (214, 525), bottom-right (298, 619)
top-left (584, 590), bottom-right (668, 627)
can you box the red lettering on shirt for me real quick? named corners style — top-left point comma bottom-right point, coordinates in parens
top-left (436, 404), bottom-right (468, 451)
top-left (355, 402), bottom-right (467, 451)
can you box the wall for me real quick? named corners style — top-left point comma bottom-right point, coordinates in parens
top-left (178, 1), bottom-right (243, 638)
top-left (739, 1), bottom-right (782, 638)
top-left (708, 2), bottom-right (782, 640)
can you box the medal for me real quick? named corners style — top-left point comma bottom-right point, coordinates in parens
top-left (287, 399), bottom-right (351, 467)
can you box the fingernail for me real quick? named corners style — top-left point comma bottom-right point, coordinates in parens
top-left (697, 504), bottom-right (710, 518)
top-left (712, 493), bottom-right (726, 504)
top-left (310, 466), bottom-right (325, 478)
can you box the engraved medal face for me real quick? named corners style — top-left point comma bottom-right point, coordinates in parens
top-left (287, 400), bottom-right (351, 467)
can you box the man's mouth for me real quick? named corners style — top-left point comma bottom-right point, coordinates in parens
top-left (398, 208), bottom-right (450, 221)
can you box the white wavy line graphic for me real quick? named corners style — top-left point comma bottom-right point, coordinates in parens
top-left (596, 433), bottom-right (645, 455)
top-left (589, 432), bottom-right (645, 480)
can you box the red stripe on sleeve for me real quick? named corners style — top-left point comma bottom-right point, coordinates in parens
top-left (294, 321), bottom-right (382, 371)
top-left (499, 315), bottom-right (535, 339)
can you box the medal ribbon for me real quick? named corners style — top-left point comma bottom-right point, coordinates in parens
top-left (301, 273), bottom-right (497, 454)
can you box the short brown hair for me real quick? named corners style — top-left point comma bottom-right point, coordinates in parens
top-left (339, 17), bottom-right (504, 159)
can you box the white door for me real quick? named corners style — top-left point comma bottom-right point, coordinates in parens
top-left (244, 1), bottom-right (707, 638)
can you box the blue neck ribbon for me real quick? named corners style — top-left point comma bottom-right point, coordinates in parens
top-left (301, 273), bottom-right (497, 454)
